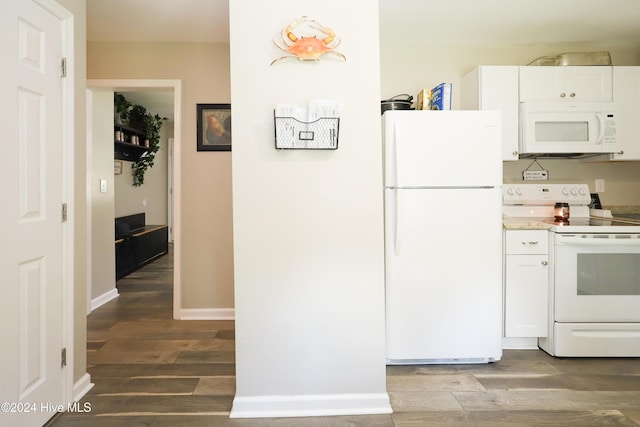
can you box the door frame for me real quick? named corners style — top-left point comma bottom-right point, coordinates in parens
top-left (86, 79), bottom-right (183, 319)
top-left (168, 137), bottom-right (175, 242)
top-left (31, 0), bottom-right (76, 408)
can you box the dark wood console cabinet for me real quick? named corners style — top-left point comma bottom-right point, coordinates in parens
top-left (115, 213), bottom-right (168, 280)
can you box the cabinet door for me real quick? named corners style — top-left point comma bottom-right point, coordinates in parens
top-left (461, 66), bottom-right (519, 161)
top-left (480, 67), bottom-right (520, 161)
top-left (519, 66), bottom-right (612, 102)
top-left (136, 227), bottom-right (169, 265)
top-left (611, 67), bottom-right (640, 160)
top-left (564, 66), bottom-right (612, 101)
top-left (520, 67), bottom-right (564, 102)
top-left (505, 254), bottom-right (548, 337)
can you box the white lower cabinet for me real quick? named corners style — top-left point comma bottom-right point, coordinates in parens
top-left (504, 230), bottom-right (549, 338)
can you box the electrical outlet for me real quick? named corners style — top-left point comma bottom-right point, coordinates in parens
top-left (595, 179), bottom-right (605, 193)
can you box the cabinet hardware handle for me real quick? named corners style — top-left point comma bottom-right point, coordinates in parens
top-left (570, 93), bottom-right (576, 97)
top-left (541, 260), bottom-right (548, 266)
top-left (522, 241), bottom-right (539, 245)
top-left (512, 151), bottom-right (518, 156)
top-left (560, 93), bottom-right (566, 98)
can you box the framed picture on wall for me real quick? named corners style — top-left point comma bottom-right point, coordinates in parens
top-left (197, 103), bottom-right (232, 151)
top-left (114, 160), bottom-right (123, 175)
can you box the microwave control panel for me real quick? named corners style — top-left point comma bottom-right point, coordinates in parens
top-left (603, 112), bottom-right (617, 145)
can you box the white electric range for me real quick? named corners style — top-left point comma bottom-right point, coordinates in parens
top-left (503, 183), bottom-right (640, 357)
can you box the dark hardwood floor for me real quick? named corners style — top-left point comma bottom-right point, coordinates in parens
top-left (48, 245), bottom-right (640, 426)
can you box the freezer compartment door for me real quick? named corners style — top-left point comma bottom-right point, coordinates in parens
top-left (383, 110), bottom-right (502, 188)
top-left (384, 187), bottom-right (503, 362)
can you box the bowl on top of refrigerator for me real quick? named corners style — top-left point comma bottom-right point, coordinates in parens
top-left (381, 94), bottom-right (414, 114)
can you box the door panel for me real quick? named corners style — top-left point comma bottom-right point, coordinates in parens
top-left (385, 188), bottom-right (503, 360)
top-left (383, 110), bottom-right (502, 188)
top-left (1, 1), bottom-right (65, 425)
top-left (18, 88), bottom-right (45, 219)
top-left (19, 257), bottom-right (46, 396)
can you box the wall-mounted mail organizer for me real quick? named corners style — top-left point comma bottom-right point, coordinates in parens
top-left (274, 114), bottom-right (340, 150)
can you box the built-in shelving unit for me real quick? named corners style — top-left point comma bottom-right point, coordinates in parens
top-left (114, 124), bottom-right (148, 161)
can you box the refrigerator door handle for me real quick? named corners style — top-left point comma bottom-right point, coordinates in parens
top-left (393, 124), bottom-right (399, 187)
top-left (394, 190), bottom-right (402, 256)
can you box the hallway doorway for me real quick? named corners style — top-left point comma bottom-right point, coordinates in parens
top-left (86, 79), bottom-right (183, 319)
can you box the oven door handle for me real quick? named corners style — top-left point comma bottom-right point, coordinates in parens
top-left (557, 236), bottom-right (640, 246)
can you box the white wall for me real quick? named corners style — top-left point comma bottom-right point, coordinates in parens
top-left (89, 90), bottom-right (117, 305)
top-left (230, 0), bottom-right (390, 418)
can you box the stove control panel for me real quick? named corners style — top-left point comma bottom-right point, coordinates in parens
top-left (503, 183), bottom-right (591, 205)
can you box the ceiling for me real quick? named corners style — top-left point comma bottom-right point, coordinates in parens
top-left (87, 0), bottom-right (230, 43)
top-left (87, 0), bottom-right (640, 46)
top-left (379, 0), bottom-right (640, 47)
top-left (87, 0), bottom-right (640, 118)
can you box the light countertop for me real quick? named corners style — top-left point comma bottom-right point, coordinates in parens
top-left (503, 217), bottom-right (553, 230)
top-left (606, 205), bottom-right (640, 217)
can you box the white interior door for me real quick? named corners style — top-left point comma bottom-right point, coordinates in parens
top-left (0, 1), bottom-right (66, 424)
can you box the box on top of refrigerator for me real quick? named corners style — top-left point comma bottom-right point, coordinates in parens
top-left (417, 83), bottom-right (452, 110)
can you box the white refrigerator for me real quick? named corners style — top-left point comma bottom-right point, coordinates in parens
top-left (383, 110), bottom-right (503, 364)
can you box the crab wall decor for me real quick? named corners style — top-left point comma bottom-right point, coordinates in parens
top-left (271, 16), bottom-right (346, 65)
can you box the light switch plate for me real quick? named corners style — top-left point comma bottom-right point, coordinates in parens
top-left (100, 179), bottom-right (107, 193)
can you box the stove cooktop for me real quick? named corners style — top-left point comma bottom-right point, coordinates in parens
top-left (503, 184), bottom-right (640, 233)
top-left (544, 217), bottom-right (640, 233)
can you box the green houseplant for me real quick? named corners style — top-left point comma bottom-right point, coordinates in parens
top-left (114, 93), bottom-right (167, 186)
top-left (132, 111), bottom-right (167, 186)
top-left (114, 93), bottom-right (132, 124)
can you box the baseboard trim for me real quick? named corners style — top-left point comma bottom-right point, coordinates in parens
top-left (502, 337), bottom-right (539, 350)
top-left (180, 308), bottom-right (235, 320)
top-left (72, 373), bottom-right (94, 402)
top-left (229, 393), bottom-right (392, 418)
top-left (90, 288), bottom-right (119, 312)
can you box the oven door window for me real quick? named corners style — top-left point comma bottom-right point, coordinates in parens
top-left (555, 240), bottom-right (640, 322)
top-left (577, 254), bottom-right (640, 295)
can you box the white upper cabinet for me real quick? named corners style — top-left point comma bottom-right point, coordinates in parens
top-left (461, 66), bottom-right (520, 161)
top-left (519, 66), bottom-right (613, 102)
top-left (610, 66), bottom-right (640, 161)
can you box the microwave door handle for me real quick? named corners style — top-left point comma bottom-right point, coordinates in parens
top-left (595, 113), bottom-right (605, 144)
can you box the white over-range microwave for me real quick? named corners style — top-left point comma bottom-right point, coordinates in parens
top-left (519, 102), bottom-right (620, 154)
